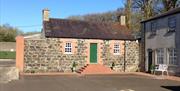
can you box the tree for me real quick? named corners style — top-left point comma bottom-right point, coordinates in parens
top-left (68, 10), bottom-right (124, 23)
top-left (125, 0), bottom-right (132, 29)
top-left (132, 0), bottom-right (155, 20)
top-left (161, 0), bottom-right (179, 12)
top-left (0, 24), bottom-right (22, 42)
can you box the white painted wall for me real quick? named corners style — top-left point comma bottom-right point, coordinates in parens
top-left (144, 13), bottom-right (180, 73)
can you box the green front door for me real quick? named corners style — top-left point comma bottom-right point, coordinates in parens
top-left (90, 43), bottom-right (97, 63)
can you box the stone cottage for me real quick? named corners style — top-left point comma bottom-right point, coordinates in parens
top-left (16, 9), bottom-right (139, 74)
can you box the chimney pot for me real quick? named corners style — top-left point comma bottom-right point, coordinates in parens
top-left (42, 8), bottom-right (49, 21)
top-left (119, 15), bottom-right (126, 26)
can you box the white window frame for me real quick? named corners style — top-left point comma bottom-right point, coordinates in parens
top-left (168, 48), bottom-right (177, 65)
top-left (156, 48), bottom-right (164, 64)
top-left (64, 42), bottom-right (72, 54)
top-left (113, 43), bottom-right (120, 55)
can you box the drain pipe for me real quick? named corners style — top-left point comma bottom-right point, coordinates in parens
top-left (124, 41), bottom-right (126, 72)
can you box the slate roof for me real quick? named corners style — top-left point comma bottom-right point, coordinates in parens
top-left (141, 7), bottom-right (180, 23)
top-left (43, 18), bottom-right (135, 40)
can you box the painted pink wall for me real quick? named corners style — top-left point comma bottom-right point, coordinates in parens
top-left (16, 36), bottom-right (24, 72)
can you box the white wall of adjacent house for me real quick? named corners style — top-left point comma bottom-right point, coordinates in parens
top-left (144, 13), bottom-right (180, 74)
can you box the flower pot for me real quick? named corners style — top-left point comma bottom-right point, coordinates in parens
top-left (72, 67), bottom-right (76, 73)
top-left (151, 70), bottom-right (154, 74)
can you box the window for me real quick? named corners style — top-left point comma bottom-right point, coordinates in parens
top-left (114, 43), bottom-right (120, 55)
top-left (65, 42), bottom-right (72, 54)
top-left (157, 48), bottom-right (164, 64)
top-left (168, 17), bottom-right (176, 32)
top-left (151, 21), bottom-right (157, 35)
top-left (169, 48), bottom-right (177, 65)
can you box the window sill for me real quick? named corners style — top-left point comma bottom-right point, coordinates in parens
top-left (150, 33), bottom-right (156, 36)
top-left (168, 64), bottom-right (178, 67)
top-left (164, 30), bottom-right (175, 36)
top-left (155, 64), bottom-right (178, 67)
top-left (148, 33), bottom-right (156, 39)
top-left (167, 29), bottom-right (175, 33)
top-left (64, 52), bottom-right (73, 55)
top-left (113, 53), bottom-right (120, 55)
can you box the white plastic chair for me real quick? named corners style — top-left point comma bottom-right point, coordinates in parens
top-left (154, 64), bottom-right (169, 76)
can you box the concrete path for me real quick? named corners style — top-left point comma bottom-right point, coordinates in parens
top-left (0, 59), bottom-right (15, 67)
top-left (1, 75), bottom-right (180, 91)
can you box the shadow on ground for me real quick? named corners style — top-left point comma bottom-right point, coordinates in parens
top-left (161, 86), bottom-right (180, 91)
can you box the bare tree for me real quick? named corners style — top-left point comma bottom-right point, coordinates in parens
top-left (125, 0), bottom-right (132, 29)
top-left (132, 0), bottom-right (155, 19)
top-left (161, 0), bottom-right (179, 11)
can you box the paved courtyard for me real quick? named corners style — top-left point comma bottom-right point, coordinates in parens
top-left (0, 75), bottom-right (180, 91)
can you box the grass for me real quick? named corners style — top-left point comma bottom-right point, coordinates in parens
top-left (0, 51), bottom-right (16, 59)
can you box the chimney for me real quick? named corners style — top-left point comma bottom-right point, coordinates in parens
top-left (119, 15), bottom-right (126, 26)
top-left (42, 8), bottom-right (49, 21)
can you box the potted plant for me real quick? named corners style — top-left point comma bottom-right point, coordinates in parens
top-left (150, 64), bottom-right (155, 74)
top-left (71, 61), bottom-right (77, 72)
top-left (110, 62), bottom-right (115, 70)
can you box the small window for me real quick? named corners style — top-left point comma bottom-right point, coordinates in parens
top-left (169, 48), bottom-right (177, 65)
top-left (157, 48), bottom-right (164, 64)
top-left (151, 21), bottom-right (157, 35)
top-left (114, 43), bottom-right (120, 55)
top-left (168, 17), bottom-right (176, 32)
top-left (65, 42), bottom-right (72, 54)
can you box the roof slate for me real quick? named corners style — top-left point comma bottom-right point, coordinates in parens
top-left (43, 18), bottom-right (135, 40)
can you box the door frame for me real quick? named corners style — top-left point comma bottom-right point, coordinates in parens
top-left (147, 49), bottom-right (153, 72)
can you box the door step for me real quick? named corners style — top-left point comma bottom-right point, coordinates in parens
top-left (76, 64), bottom-right (113, 74)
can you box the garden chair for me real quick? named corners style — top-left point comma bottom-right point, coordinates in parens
top-left (154, 64), bottom-right (169, 76)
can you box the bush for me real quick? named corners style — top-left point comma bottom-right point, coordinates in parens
top-left (0, 51), bottom-right (16, 59)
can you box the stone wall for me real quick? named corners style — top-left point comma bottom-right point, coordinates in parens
top-left (102, 40), bottom-right (124, 72)
top-left (0, 42), bottom-right (16, 51)
top-left (102, 40), bottom-right (139, 72)
top-left (24, 38), bottom-right (139, 73)
top-left (125, 41), bottom-right (139, 72)
top-left (24, 38), bottom-right (87, 73)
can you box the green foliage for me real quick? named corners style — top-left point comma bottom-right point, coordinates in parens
top-left (0, 51), bottom-right (16, 59)
top-left (0, 24), bottom-right (23, 42)
top-left (72, 61), bottom-right (77, 68)
top-left (111, 62), bottom-right (115, 70)
top-left (71, 61), bottom-right (77, 72)
top-left (150, 65), bottom-right (155, 71)
top-left (111, 62), bottom-right (115, 67)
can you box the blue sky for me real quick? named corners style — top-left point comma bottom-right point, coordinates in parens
top-left (0, 0), bottom-right (124, 32)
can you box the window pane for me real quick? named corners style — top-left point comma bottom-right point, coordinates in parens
top-left (168, 17), bottom-right (176, 29)
top-left (65, 43), bottom-right (72, 53)
top-left (157, 48), bottom-right (164, 64)
top-left (114, 43), bottom-right (120, 54)
top-left (169, 48), bottom-right (177, 65)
